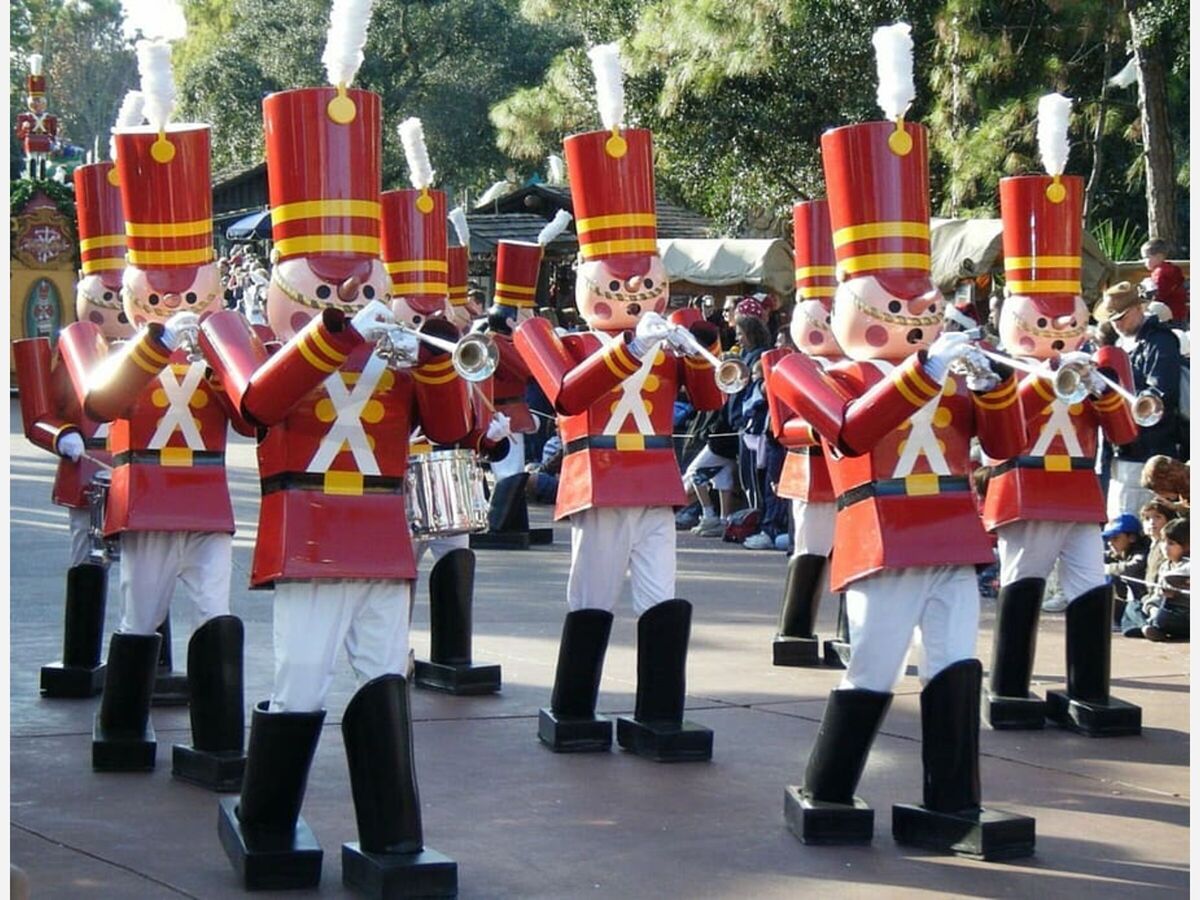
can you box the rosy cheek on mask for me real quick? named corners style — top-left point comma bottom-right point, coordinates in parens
top-left (291, 311), bottom-right (314, 334)
top-left (592, 302), bottom-right (612, 321)
top-left (653, 296), bottom-right (666, 314)
top-left (89, 311), bottom-right (105, 325)
top-left (807, 330), bottom-right (825, 346)
top-left (865, 325), bottom-right (889, 347)
top-left (1018, 335), bottom-right (1036, 352)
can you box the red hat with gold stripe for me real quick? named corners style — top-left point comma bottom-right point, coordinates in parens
top-left (381, 188), bottom-right (447, 316)
top-left (27, 54), bottom-right (45, 97)
top-left (113, 124), bottom-right (213, 273)
top-left (563, 127), bottom-right (656, 267)
top-left (73, 161), bottom-right (126, 287)
top-left (263, 87), bottom-right (382, 281)
top-left (493, 241), bottom-right (543, 311)
top-left (447, 245), bottom-right (469, 309)
top-left (793, 199), bottom-right (836, 307)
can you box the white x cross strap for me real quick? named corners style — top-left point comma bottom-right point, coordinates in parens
top-left (148, 361), bottom-right (207, 450)
top-left (869, 360), bottom-right (951, 478)
top-left (1030, 397), bottom-right (1084, 458)
top-left (306, 352), bottom-right (386, 476)
top-left (596, 331), bottom-right (656, 436)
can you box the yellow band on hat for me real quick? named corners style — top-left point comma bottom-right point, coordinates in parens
top-left (127, 247), bottom-right (214, 266)
top-left (274, 235), bottom-right (381, 257)
top-left (797, 286), bottom-right (836, 299)
top-left (580, 238), bottom-right (658, 260)
top-left (386, 259), bottom-right (448, 274)
top-left (795, 265), bottom-right (836, 279)
top-left (125, 218), bottom-right (211, 239)
top-left (1005, 256), bottom-right (1080, 270)
top-left (837, 253), bottom-right (930, 276)
top-left (80, 234), bottom-right (126, 252)
top-left (82, 258), bottom-right (126, 274)
top-left (1006, 279), bottom-right (1082, 294)
top-left (391, 281), bottom-right (449, 295)
top-left (494, 295), bottom-right (536, 308)
top-left (494, 282), bottom-right (536, 296)
top-left (576, 213), bottom-right (657, 235)
top-left (833, 221), bottom-right (929, 247)
top-left (272, 199), bottom-right (381, 225)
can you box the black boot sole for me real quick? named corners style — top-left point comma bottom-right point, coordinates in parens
top-left (92, 718), bottom-right (156, 772)
top-left (773, 635), bottom-right (821, 667)
top-left (218, 797), bottom-right (322, 891)
top-left (892, 804), bottom-right (1036, 860)
top-left (413, 660), bottom-right (501, 695)
top-left (823, 638), bottom-right (851, 669)
top-left (784, 785), bottom-right (873, 845)
top-left (984, 689), bottom-right (1046, 730)
top-left (538, 708), bottom-right (611, 752)
top-left (172, 744), bottom-right (245, 792)
top-left (1045, 691), bottom-right (1142, 737)
top-left (40, 661), bottom-right (106, 698)
top-left (615, 716), bottom-right (712, 762)
top-left (342, 842), bottom-right (457, 899)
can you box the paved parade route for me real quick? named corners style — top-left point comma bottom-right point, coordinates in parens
top-left (9, 401), bottom-right (1190, 898)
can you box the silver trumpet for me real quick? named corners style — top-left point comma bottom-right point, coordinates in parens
top-left (641, 315), bottom-right (749, 395)
top-left (175, 322), bottom-right (205, 364)
top-left (374, 323), bottom-right (499, 382)
top-left (1053, 359), bottom-right (1165, 427)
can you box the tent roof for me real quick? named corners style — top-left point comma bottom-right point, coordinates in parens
top-left (657, 238), bottom-right (795, 296)
top-left (930, 217), bottom-right (1115, 300)
top-left (461, 213), bottom-right (578, 256)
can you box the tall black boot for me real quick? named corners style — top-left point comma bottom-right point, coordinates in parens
top-left (92, 632), bottom-right (161, 771)
top-left (785, 687), bottom-right (891, 844)
top-left (152, 614), bottom-right (190, 706)
top-left (984, 578), bottom-right (1047, 729)
top-left (414, 549), bottom-right (501, 695)
top-left (774, 555), bottom-right (827, 667)
top-left (218, 702), bottom-right (325, 890)
top-left (617, 599), bottom-right (713, 762)
top-left (41, 563), bottom-right (108, 697)
top-left (822, 594), bottom-right (852, 668)
top-left (341, 675), bottom-right (457, 898)
top-left (172, 616), bottom-right (245, 791)
top-left (893, 659), bottom-right (1036, 860)
top-left (538, 609), bottom-right (614, 752)
top-left (1047, 585), bottom-right (1142, 736)
top-left (472, 472), bottom-right (553, 549)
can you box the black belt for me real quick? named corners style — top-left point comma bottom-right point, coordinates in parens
top-left (84, 437), bottom-right (107, 450)
top-left (260, 472), bottom-right (406, 496)
top-left (113, 449), bottom-right (225, 467)
top-left (836, 476), bottom-right (972, 511)
top-left (565, 435), bottom-right (674, 454)
top-left (788, 446), bottom-right (823, 458)
top-left (990, 455), bottom-right (1094, 477)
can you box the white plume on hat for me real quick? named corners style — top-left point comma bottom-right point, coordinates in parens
top-left (872, 23), bottom-right (915, 120)
top-left (322, 0), bottom-right (377, 87)
top-left (110, 90), bottom-right (146, 160)
top-left (449, 206), bottom-right (470, 247)
top-left (136, 40), bottom-right (176, 132)
top-left (587, 43), bottom-right (625, 130)
top-left (398, 117), bottom-right (434, 190)
top-left (1036, 92), bottom-right (1072, 177)
top-left (536, 209), bottom-right (573, 246)
top-left (29, 54), bottom-right (43, 76)
top-left (546, 154), bottom-right (565, 185)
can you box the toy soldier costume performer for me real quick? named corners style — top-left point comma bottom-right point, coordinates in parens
top-left (768, 24), bottom-right (1035, 859)
top-left (983, 94), bottom-right (1142, 736)
top-left (57, 41), bottom-right (248, 787)
top-left (203, 9), bottom-right (463, 890)
top-left (15, 54), bottom-right (58, 178)
top-left (761, 199), bottom-right (845, 668)
top-left (514, 44), bottom-right (725, 761)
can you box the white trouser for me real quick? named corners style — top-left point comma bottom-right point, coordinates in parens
top-left (567, 506), bottom-right (676, 616)
top-left (117, 531), bottom-right (232, 635)
top-left (413, 532), bottom-right (471, 567)
top-left (490, 431), bottom-right (526, 481)
top-left (68, 507), bottom-right (91, 568)
top-left (791, 497), bottom-right (837, 612)
top-left (270, 579), bottom-right (413, 712)
top-left (841, 565), bottom-right (980, 693)
top-left (1107, 459), bottom-right (1155, 520)
top-left (997, 520), bottom-right (1105, 603)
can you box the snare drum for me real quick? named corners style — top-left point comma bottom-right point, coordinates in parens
top-left (406, 449), bottom-right (489, 537)
top-left (85, 470), bottom-right (120, 563)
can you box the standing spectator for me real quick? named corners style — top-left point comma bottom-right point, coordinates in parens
top-left (1142, 454), bottom-right (1190, 508)
top-left (1140, 238), bottom-right (1188, 324)
top-left (1094, 281), bottom-right (1186, 518)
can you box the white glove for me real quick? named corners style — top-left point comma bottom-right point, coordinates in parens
top-left (56, 431), bottom-right (84, 462)
top-left (350, 299), bottom-right (396, 342)
top-left (377, 325), bottom-right (420, 365)
top-left (923, 331), bottom-right (972, 382)
top-left (958, 346), bottom-right (1000, 392)
top-left (1059, 350), bottom-right (1107, 396)
top-left (629, 311), bottom-right (671, 358)
top-left (161, 311), bottom-right (200, 351)
top-left (486, 412), bottom-right (513, 442)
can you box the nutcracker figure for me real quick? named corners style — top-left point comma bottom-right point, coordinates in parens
top-left (13, 92), bottom-right (145, 698)
top-left (203, 12), bottom-right (463, 890)
top-left (514, 44), bottom-right (725, 762)
top-left (767, 24), bottom-right (1035, 858)
top-left (383, 118), bottom-right (507, 696)
top-left (55, 40), bottom-right (249, 790)
top-left (445, 208), bottom-right (473, 331)
top-left (760, 199), bottom-right (845, 668)
top-left (983, 93), bottom-right (1141, 736)
top-left (15, 54), bottom-right (58, 179)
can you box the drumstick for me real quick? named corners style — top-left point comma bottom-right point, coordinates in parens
top-left (82, 453), bottom-right (113, 471)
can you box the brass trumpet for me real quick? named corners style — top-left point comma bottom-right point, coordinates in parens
top-left (640, 314), bottom-right (749, 394)
top-left (374, 323), bottom-right (499, 382)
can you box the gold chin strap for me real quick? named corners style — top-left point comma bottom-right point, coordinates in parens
top-left (847, 283), bottom-right (941, 327)
top-left (270, 264), bottom-right (366, 315)
top-left (1013, 312), bottom-right (1085, 341)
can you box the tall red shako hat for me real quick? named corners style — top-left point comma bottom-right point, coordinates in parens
top-left (493, 210), bottom-right (573, 312)
top-left (447, 207), bottom-right (471, 310)
top-left (821, 23), bottom-right (933, 301)
top-left (793, 199), bottom-right (836, 307)
top-left (112, 41), bottom-right (213, 284)
top-left (1000, 93), bottom-right (1082, 318)
top-left (27, 53), bottom-right (45, 98)
top-left (563, 43), bottom-right (656, 281)
top-left (381, 117), bottom-right (447, 316)
top-left (74, 162), bottom-right (126, 283)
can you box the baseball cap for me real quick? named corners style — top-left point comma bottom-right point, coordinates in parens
top-left (1101, 513), bottom-right (1141, 539)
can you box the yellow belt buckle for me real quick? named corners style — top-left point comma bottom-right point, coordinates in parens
top-left (614, 433), bottom-right (645, 452)
top-left (903, 473), bottom-right (940, 496)
top-left (324, 470), bottom-right (365, 495)
top-left (1042, 455), bottom-right (1071, 472)
top-left (159, 447), bottom-right (193, 467)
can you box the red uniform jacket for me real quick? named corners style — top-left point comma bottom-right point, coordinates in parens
top-left (491, 333), bottom-right (537, 434)
top-left (982, 348), bottom-right (1138, 529)
top-left (769, 353), bottom-right (1025, 590)
top-left (17, 112), bottom-right (56, 153)
top-left (13, 336), bottom-right (112, 509)
top-left (514, 317), bottom-right (725, 519)
top-left (200, 309), bottom-right (473, 586)
top-left (56, 321), bottom-right (249, 536)
top-left (762, 348), bottom-right (834, 503)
